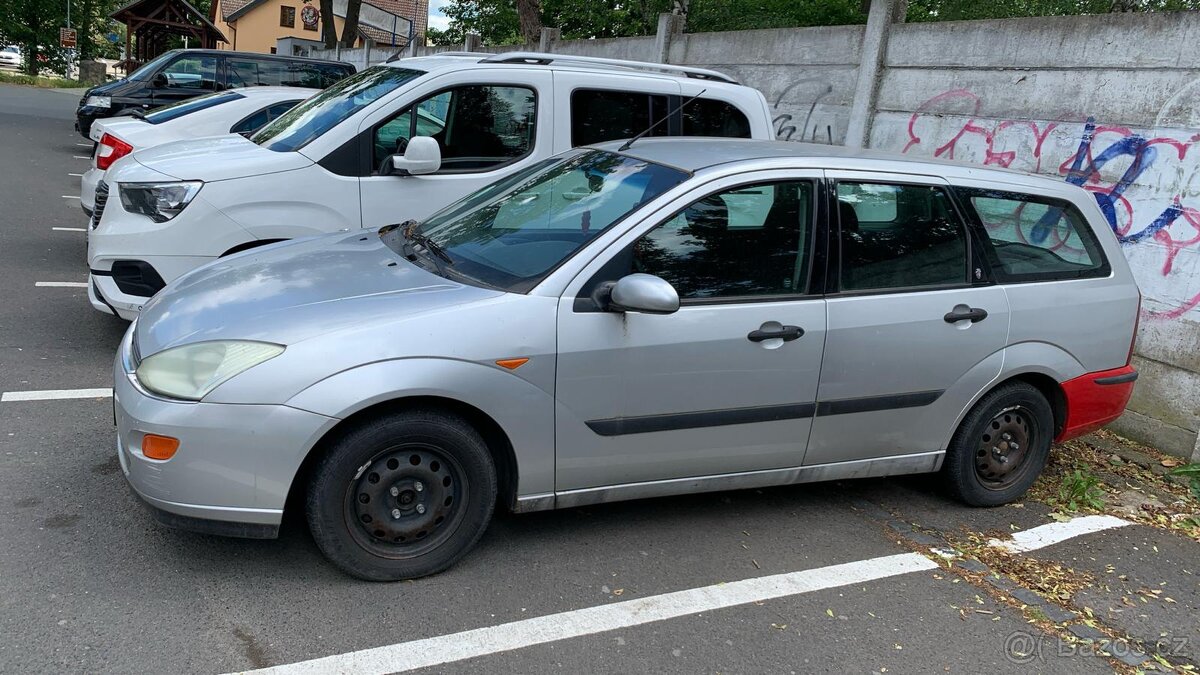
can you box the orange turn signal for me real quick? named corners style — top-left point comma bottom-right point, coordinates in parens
top-left (495, 358), bottom-right (529, 370)
top-left (142, 434), bottom-right (179, 460)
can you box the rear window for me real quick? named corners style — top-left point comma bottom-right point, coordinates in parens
top-left (958, 187), bottom-right (1109, 281)
top-left (227, 58), bottom-right (350, 89)
top-left (571, 90), bottom-right (668, 146)
top-left (141, 90), bottom-right (245, 124)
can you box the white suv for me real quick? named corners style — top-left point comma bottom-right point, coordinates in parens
top-left (87, 51), bottom-right (774, 319)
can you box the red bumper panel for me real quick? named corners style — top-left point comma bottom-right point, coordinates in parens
top-left (1056, 365), bottom-right (1138, 442)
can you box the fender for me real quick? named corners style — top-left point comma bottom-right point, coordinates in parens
top-left (285, 358), bottom-right (556, 497)
top-left (940, 340), bottom-right (1087, 449)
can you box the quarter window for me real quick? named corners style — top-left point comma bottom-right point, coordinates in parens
top-left (373, 85), bottom-right (536, 172)
top-left (959, 188), bottom-right (1108, 280)
top-left (837, 182), bottom-right (969, 292)
top-left (631, 181), bottom-right (814, 299)
top-left (681, 98), bottom-right (751, 138)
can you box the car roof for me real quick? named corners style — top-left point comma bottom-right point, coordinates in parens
top-left (160, 48), bottom-right (353, 66)
top-left (231, 86), bottom-right (319, 99)
top-left (590, 137), bottom-right (1070, 190)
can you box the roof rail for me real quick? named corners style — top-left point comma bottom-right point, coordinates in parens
top-left (479, 51), bottom-right (738, 85)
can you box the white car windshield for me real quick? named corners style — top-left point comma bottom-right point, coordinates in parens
top-left (252, 66), bottom-right (423, 152)
top-left (382, 150), bottom-right (690, 292)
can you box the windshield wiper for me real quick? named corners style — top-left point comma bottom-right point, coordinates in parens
top-left (129, 108), bottom-right (147, 121)
top-left (401, 219), bottom-right (454, 266)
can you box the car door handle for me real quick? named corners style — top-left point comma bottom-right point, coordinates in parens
top-left (944, 307), bottom-right (988, 323)
top-left (747, 325), bottom-right (804, 342)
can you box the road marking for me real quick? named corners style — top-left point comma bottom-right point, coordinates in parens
top-left (68, 172), bottom-right (83, 177)
top-left (1, 388), bottom-right (113, 402)
top-left (62, 195), bottom-right (80, 199)
top-left (76, 142), bottom-right (92, 147)
top-left (73, 155), bottom-right (91, 160)
top-left (35, 281), bottom-right (88, 288)
top-left (989, 515), bottom-right (1131, 553)
top-left (239, 552), bottom-right (939, 675)
top-left (52, 227), bottom-right (87, 232)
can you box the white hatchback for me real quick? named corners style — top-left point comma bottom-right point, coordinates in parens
top-left (87, 51), bottom-right (774, 319)
top-left (80, 87), bottom-right (317, 215)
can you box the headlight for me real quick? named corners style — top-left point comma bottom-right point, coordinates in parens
top-left (85, 95), bottom-right (111, 108)
top-left (119, 181), bottom-right (202, 222)
top-left (136, 341), bottom-right (285, 401)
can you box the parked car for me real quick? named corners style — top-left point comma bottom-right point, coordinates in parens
top-left (80, 87), bottom-right (318, 216)
top-left (87, 51), bottom-right (773, 319)
top-left (74, 48), bottom-right (353, 138)
top-left (0, 46), bottom-right (21, 70)
top-left (113, 138), bottom-right (1141, 581)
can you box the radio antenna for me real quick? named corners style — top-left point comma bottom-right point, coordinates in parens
top-left (618, 89), bottom-right (707, 151)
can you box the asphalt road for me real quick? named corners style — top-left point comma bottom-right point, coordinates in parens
top-left (0, 83), bottom-right (1193, 674)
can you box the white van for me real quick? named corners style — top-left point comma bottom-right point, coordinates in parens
top-left (86, 51), bottom-right (775, 319)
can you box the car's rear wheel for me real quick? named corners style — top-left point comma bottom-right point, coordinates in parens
top-left (306, 409), bottom-right (496, 581)
top-left (942, 382), bottom-right (1053, 506)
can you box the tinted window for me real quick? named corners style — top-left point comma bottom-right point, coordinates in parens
top-left (252, 66), bottom-right (424, 152)
top-left (682, 98), bottom-right (751, 138)
top-left (227, 58), bottom-right (294, 87)
top-left (390, 151), bottom-right (688, 292)
top-left (142, 90), bottom-right (244, 124)
top-left (374, 85), bottom-right (535, 172)
top-left (838, 182), bottom-right (969, 291)
top-left (960, 188), bottom-right (1108, 280)
top-left (571, 89), bottom-right (668, 146)
top-left (230, 100), bottom-right (300, 134)
top-left (159, 54), bottom-right (217, 90)
top-left (632, 181), bottom-right (813, 299)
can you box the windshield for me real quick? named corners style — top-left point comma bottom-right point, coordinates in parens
top-left (383, 150), bottom-right (690, 292)
top-left (140, 90), bottom-right (244, 124)
top-left (127, 51), bottom-right (178, 80)
top-left (251, 66), bottom-right (423, 152)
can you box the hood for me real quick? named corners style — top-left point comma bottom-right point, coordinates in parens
top-left (85, 77), bottom-right (138, 98)
top-left (133, 134), bottom-right (313, 182)
top-left (135, 231), bottom-right (505, 355)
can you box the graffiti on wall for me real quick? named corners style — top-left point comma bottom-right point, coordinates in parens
top-left (768, 77), bottom-right (841, 145)
top-left (891, 88), bottom-right (1200, 320)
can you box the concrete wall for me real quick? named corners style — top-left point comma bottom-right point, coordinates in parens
top-left (314, 11), bottom-right (1200, 459)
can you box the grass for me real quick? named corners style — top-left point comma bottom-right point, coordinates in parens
top-left (0, 71), bottom-right (88, 88)
top-left (1058, 466), bottom-right (1106, 512)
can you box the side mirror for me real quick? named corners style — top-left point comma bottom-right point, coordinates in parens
top-left (608, 274), bottom-right (679, 315)
top-left (391, 136), bottom-right (441, 176)
top-left (153, 72), bottom-right (168, 87)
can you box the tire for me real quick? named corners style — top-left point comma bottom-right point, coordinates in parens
top-left (305, 408), bottom-right (497, 581)
top-left (942, 382), bottom-right (1054, 507)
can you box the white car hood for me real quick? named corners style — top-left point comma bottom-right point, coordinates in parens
top-left (132, 134), bottom-right (313, 182)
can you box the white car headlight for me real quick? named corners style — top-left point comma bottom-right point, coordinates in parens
top-left (119, 181), bottom-right (202, 222)
top-left (86, 95), bottom-right (111, 108)
top-left (136, 341), bottom-right (285, 401)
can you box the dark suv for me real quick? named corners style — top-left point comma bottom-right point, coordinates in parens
top-left (75, 49), bottom-right (354, 138)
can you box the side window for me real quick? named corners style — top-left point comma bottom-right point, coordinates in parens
top-left (158, 55), bottom-right (217, 90)
top-left (960, 188), bottom-right (1108, 280)
top-left (631, 181), bottom-right (814, 299)
top-left (571, 89), bottom-right (668, 146)
top-left (681, 98), bottom-right (751, 138)
top-left (228, 59), bottom-right (290, 87)
top-left (373, 85), bottom-right (535, 172)
top-left (837, 182), bottom-right (968, 292)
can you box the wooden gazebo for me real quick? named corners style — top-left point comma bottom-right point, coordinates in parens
top-left (111, 0), bottom-right (227, 71)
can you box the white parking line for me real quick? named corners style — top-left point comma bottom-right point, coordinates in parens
top-left (76, 143), bottom-right (92, 147)
top-left (35, 282), bottom-right (88, 288)
top-left (52, 227), bottom-right (87, 232)
top-left (1, 388), bottom-right (113, 402)
top-left (989, 514), bottom-right (1131, 553)
top-left (240, 552), bottom-right (939, 675)
top-left (68, 172), bottom-right (83, 177)
top-left (73, 155), bottom-right (91, 160)
top-left (62, 195), bottom-right (80, 199)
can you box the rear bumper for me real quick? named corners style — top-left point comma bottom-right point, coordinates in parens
top-left (1056, 365), bottom-right (1138, 442)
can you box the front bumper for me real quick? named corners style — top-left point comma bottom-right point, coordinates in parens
top-left (114, 326), bottom-right (337, 536)
top-left (76, 105), bottom-right (108, 139)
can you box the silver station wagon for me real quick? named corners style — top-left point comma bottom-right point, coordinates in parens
top-left (113, 138), bottom-right (1140, 580)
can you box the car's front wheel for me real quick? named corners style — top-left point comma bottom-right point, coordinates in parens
top-left (942, 382), bottom-right (1054, 507)
top-left (306, 409), bottom-right (497, 581)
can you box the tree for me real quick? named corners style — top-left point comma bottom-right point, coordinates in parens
top-left (340, 0), bottom-right (362, 46)
top-left (320, 0), bottom-right (337, 47)
top-left (516, 0), bottom-right (541, 42)
top-left (0, 0), bottom-right (70, 75)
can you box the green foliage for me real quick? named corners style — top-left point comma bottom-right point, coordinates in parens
top-left (1058, 467), bottom-right (1106, 512)
top-left (905, 0), bottom-right (1200, 22)
top-left (1, 0), bottom-right (128, 75)
top-left (1169, 463), bottom-right (1200, 501)
top-left (0, 70), bottom-right (86, 86)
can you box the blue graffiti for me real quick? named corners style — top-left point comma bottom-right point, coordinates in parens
top-left (1060, 117), bottom-right (1185, 245)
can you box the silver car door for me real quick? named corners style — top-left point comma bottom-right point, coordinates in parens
top-left (554, 170), bottom-right (828, 491)
top-left (804, 170), bottom-right (1010, 466)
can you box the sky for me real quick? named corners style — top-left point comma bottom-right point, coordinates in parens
top-left (427, 4), bottom-right (451, 32)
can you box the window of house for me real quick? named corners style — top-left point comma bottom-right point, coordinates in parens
top-left (837, 182), bottom-right (969, 292)
top-left (630, 181), bottom-right (815, 299)
top-left (571, 89), bottom-right (669, 147)
top-left (373, 84), bottom-right (536, 172)
top-left (959, 187), bottom-right (1108, 280)
top-left (280, 6), bottom-right (296, 27)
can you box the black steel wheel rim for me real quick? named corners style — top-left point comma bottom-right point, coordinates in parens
top-left (343, 443), bottom-right (467, 559)
top-left (974, 406), bottom-right (1037, 490)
